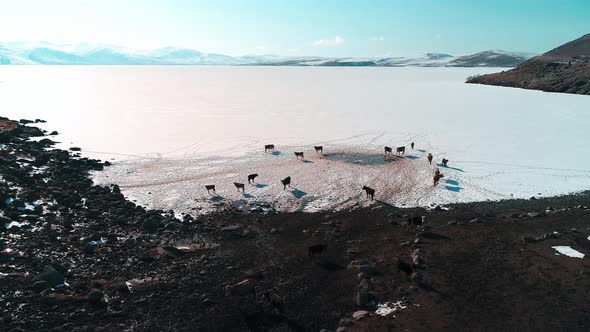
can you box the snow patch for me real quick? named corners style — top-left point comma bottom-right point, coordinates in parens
top-left (375, 301), bottom-right (408, 316)
top-left (552, 246), bottom-right (585, 258)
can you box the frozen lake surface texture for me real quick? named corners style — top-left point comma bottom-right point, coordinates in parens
top-left (2, 66), bottom-right (590, 214)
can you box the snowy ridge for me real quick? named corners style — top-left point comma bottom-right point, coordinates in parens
top-left (0, 42), bottom-right (535, 66)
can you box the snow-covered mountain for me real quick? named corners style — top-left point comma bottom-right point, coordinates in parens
top-left (0, 42), bottom-right (535, 67)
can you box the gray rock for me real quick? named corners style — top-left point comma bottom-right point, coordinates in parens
top-left (352, 310), bottom-right (370, 320)
top-left (37, 266), bottom-right (64, 288)
top-left (225, 279), bottom-right (254, 296)
top-left (88, 289), bottom-right (106, 305)
top-left (221, 225), bottom-right (241, 232)
top-left (447, 220), bottom-right (458, 225)
top-left (32, 280), bottom-right (50, 292)
top-left (355, 289), bottom-right (370, 306)
top-left (469, 218), bottom-right (480, 224)
top-left (527, 212), bottom-right (542, 218)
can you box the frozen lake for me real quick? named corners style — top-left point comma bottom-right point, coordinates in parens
top-left (1, 66), bottom-right (589, 213)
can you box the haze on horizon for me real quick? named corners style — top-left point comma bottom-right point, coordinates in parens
top-left (0, 0), bottom-right (589, 57)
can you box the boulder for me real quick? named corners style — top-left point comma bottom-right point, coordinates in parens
top-left (37, 266), bottom-right (64, 288)
top-left (352, 310), bottom-right (370, 321)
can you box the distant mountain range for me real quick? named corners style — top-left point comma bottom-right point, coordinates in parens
top-left (467, 33), bottom-right (590, 95)
top-left (0, 42), bottom-right (535, 67)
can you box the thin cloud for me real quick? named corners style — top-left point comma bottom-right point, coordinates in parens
top-left (313, 36), bottom-right (344, 47)
top-left (370, 36), bottom-right (385, 41)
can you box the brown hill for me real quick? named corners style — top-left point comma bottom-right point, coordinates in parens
top-left (467, 33), bottom-right (590, 95)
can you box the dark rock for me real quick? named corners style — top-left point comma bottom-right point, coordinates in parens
top-left (37, 266), bottom-right (65, 287)
top-left (32, 280), bottom-right (50, 292)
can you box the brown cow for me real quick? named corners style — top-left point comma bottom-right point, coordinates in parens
top-left (427, 153), bottom-right (433, 165)
top-left (234, 182), bottom-right (245, 192)
top-left (442, 158), bottom-right (449, 167)
top-left (205, 185), bottom-right (215, 194)
top-left (362, 185), bottom-right (375, 200)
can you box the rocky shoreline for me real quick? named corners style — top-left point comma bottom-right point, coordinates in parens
top-left (2, 118), bottom-right (590, 331)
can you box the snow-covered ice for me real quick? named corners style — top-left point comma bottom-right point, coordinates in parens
top-left (552, 246), bottom-right (585, 258)
top-left (2, 66), bottom-right (590, 214)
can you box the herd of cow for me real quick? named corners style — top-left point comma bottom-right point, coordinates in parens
top-left (204, 142), bottom-right (451, 200)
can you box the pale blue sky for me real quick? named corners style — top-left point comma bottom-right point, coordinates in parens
top-left (0, 0), bottom-right (589, 56)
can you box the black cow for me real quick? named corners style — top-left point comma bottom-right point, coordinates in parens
top-left (205, 185), bottom-right (215, 194)
top-left (247, 173), bottom-right (258, 184)
top-left (264, 144), bottom-right (275, 153)
top-left (294, 152), bottom-right (304, 160)
top-left (442, 158), bottom-right (449, 167)
top-left (384, 146), bottom-right (393, 154)
top-left (281, 176), bottom-right (291, 190)
top-left (396, 146), bottom-right (405, 155)
top-left (314, 146), bottom-right (323, 153)
top-left (362, 186), bottom-right (375, 200)
top-left (308, 244), bottom-right (327, 260)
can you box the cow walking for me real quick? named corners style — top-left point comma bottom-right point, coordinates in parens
top-left (396, 146), bottom-right (405, 155)
top-left (205, 185), bottom-right (216, 194)
top-left (264, 144), bottom-right (275, 153)
top-left (247, 173), bottom-right (258, 184)
top-left (442, 158), bottom-right (449, 167)
top-left (281, 176), bottom-right (291, 190)
top-left (234, 182), bottom-right (245, 192)
top-left (433, 169), bottom-right (444, 186)
top-left (294, 152), bottom-right (304, 160)
top-left (308, 244), bottom-right (327, 260)
top-left (362, 186), bottom-right (375, 200)
top-left (384, 146), bottom-right (393, 154)
top-left (427, 153), bottom-right (433, 165)
top-left (314, 146), bottom-right (323, 153)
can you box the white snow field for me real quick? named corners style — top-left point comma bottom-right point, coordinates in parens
top-left (1, 66), bottom-right (590, 214)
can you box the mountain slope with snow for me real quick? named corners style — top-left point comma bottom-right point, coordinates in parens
top-left (0, 42), bottom-right (535, 67)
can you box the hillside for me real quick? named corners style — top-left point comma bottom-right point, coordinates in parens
top-left (467, 34), bottom-right (590, 95)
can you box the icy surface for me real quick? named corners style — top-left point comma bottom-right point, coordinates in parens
top-left (552, 246), bottom-right (585, 258)
top-left (1, 66), bottom-right (590, 214)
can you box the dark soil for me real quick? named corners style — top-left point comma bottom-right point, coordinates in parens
top-left (2, 118), bottom-right (590, 331)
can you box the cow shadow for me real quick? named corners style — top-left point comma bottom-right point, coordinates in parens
top-left (210, 195), bottom-right (225, 202)
top-left (405, 155), bottom-right (419, 160)
top-left (317, 261), bottom-right (346, 271)
top-left (302, 160), bottom-right (314, 164)
top-left (445, 185), bottom-right (462, 192)
top-left (445, 179), bottom-right (459, 186)
top-left (417, 149), bottom-right (426, 153)
top-left (271, 151), bottom-right (281, 156)
top-left (291, 189), bottom-right (307, 199)
top-left (242, 193), bottom-right (254, 199)
top-left (254, 183), bottom-right (268, 188)
top-left (437, 163), bottom-right (465, 172)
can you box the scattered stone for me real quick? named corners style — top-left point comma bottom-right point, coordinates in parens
top-left (447, 220), bottom-right (458, 225)
top-left (527, 212), bottom-right (542, 218)
top-left (469, 218), bottom-right (480, 224)
top-left (225, 279), bottom-right (254, 296)
top-left (352, 310), bottom-right (370, 320)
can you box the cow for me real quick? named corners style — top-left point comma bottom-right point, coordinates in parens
top-left (308, 244), bottom-right (327, 260)
top-left (411, 142), bottom-right (415, 149)
top-left (433, 171), bottom-right (444, 186)
top-left (362, 186), bottom-right (375, 200)
top-left (427, 153), bottom-right (433, 165)
top-left (205, 185), bottom-right (215, 194)
top-left (264, 144), bottom-right (275, 153)
top-left (314, 146), bottom-right (323, 153)
top-left (396, 146), bottom-right (405, 155)
top-left (442, 158), bottom-right (449, 167)
top-left (247, 173), bottom-right (258, 184)
top-left (384, 146), bottom-right (393, 154)
top-left (281, 176), bottom-right (291, 190)
top-left (234, 182), bottom-right (245, 192)
top-left (294, 152), bottom-right (304, 160)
